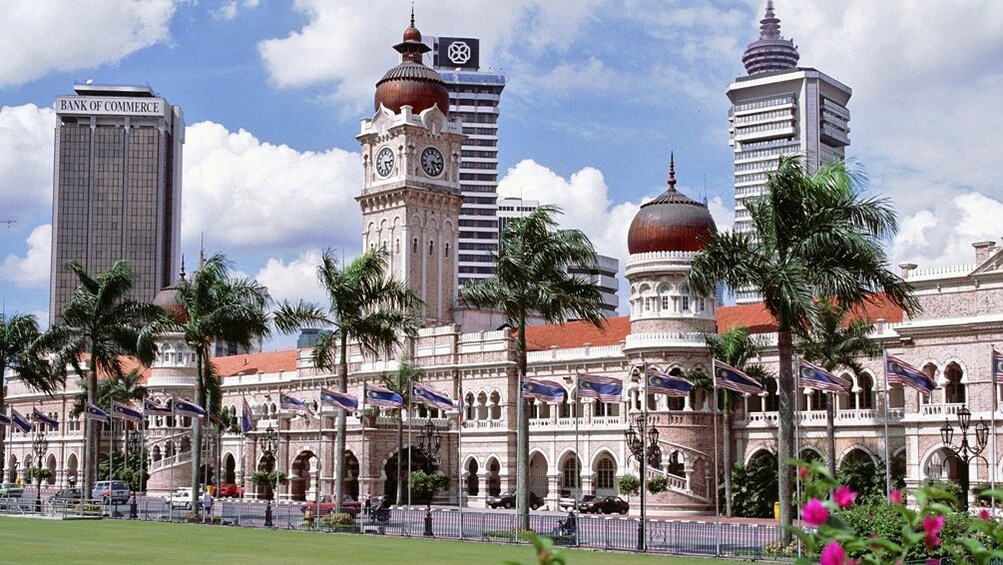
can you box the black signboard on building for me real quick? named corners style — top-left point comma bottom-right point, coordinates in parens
top-left (436, 37), bottom-right (479, 70)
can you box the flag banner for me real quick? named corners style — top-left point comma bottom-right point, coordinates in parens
top-left (0, 414), bottom-right (10, 427)
top-left (714, 360), bottom-right (765, 396)
top-left (364, 384), bottom-right (403, 408)
top-left (798, 359), bottom-right (850, 393)
top-left (280, 393), bottom-right (312, 415)
top-left (10, 408), bottom-right (31, 432)
top-left (83, 402), bottom-right (110, 424)
top-left (457, 388), bottom-right (466, 427)
top-left (241, 399), bottom-right (254, 434)
top-left (886, 355), bottom-right (936, 397)
top-left (522, 378), bottom-right (567, 404)
top-left (413, 382), bottom-right (455, 412)
top-left (994, 349), bottom-right (1003, 384)
top-left (577, 373), bottom-right (623, 403)
top-left (111, 402), bottom-right (144, 423)
top-left (143, 399), bottom-right (172, 417)
top-left (174, 397), bottom-right (207, 419)
top-left (320, 388), bottom-right (358, 413)
top-left (32, 408), bottom-right (59, 430)
top-left (645, 369), bottom-right (694, 397)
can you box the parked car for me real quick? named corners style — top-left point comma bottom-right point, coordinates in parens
top-left (0, 483), bottom-right (24, 498)
top-left (167, 486), bottom-right (205, 510)
top-left (50, 488), bottom-right (83, 508)
top-left (91, 480), bottom-right (129, 504)
top-left (217, 483), bottom-right (244, 498)
top-left (486, 491), bottom-right (544, 510)
top-left (558, 494), bottom-right (595, 511)
top-left (300, 494), bottom-right (360, 517)
top-left (579, 495), bottom-right (629, 515)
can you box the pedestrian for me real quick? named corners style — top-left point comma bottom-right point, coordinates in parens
top-left (364, 491), bottom-right (372, 520)
top-left (201, 490), bottom-right (214, 523)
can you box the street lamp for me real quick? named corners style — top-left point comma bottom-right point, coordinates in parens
top-left (261, 425), bottom-right (279, 527)
top-left (416, 418), bottom-right (441, 537)
top-left (31, 417), bottom-right (49, 514)
top-left (126, 430), bottom-right (143, 519)
top-left (940, 404), bottom-right (989, 511)
top-left (624, 413), bottom-right (661, 551)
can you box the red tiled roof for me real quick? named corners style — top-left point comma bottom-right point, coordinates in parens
top-left (211, 349), bottom-right (298, 377)
top-left (524, 316), bottom-right (630, 351)
top-left (80, 354), bottom-right (151, 384)
top-left (717, 294), bottom-right (905, 334)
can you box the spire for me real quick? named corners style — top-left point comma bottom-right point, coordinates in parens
top-left (759, 0), bottom-right (781, 40)
top-left (199, 232), bottom-right (206, 268)
top-left (410, 2), bottom-right (415, 28)
top-left (667, 152), bottom-right (677, 191)
top-left (179, 255), bottom-right (187, 281)
top-left (742, 1), bottom-right (799, 75)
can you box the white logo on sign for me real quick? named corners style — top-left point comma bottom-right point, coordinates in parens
top-left (447, 41), bottom-right (471, 64)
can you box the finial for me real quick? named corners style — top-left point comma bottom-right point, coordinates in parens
top-left (667, 152), bottom-right (677, 190)
top-left (410, 2), bottom-right (415, 27)
top-left (179, 255), bottom-right (186, 280)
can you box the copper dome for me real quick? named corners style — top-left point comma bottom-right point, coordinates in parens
top-left (153, 264), bottom-right (188, 323)
top-left (627, 155), bottom-right (717, 254)
top-left (373, 14), bottom-right (450, 116)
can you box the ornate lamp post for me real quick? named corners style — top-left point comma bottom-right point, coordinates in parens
top-left (31, 417), bottom-right (49, 514)
top-left (940, 404), bottom-right (989, 512)
top-left (415, 418), bottom-right (442, 537)
top-left (261, 425), bottom-right (279, 527)
top-left (126, 430), bottom-right (143, 518)
top-left (624, 413), bottom-right (661, 551)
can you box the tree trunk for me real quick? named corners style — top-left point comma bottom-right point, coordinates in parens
top-left (396, 412), bottom-right (404, 505)
top-left (826, 393), bottom-right (837, 480)
top-left (191, 347), bottom-right (205, 506)
top-left (0, 362), bottom-right (6, 482)
top-left (334, 333), bottom-right (348, 514)
top-left (84, 346), bottom-right (98, 502)
top-left (776, 330), bottom-right (795, 541)
top-left (723, 393), bottom-right (733, 517)
top-left (515, 310), bottom-right (529, 530)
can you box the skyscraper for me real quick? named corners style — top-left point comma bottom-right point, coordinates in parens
top-left (49, 84), bottom-right (183, 323)
top-left (726, 1), bottom-right (851, 302)
top-left (426, 36), bottom-right (507, 287)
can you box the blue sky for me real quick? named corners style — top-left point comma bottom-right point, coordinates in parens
top-left (2, 1), bottom-right (1002, 349)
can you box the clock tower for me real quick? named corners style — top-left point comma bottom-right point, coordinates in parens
top-left (357, 14), bottom-right (464, 327)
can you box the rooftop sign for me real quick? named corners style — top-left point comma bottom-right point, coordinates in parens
top-left (55, 96), bottom-right (167, 117)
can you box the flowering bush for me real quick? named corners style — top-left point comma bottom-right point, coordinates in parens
top-left (791, 458), bottom-right (1003, 565)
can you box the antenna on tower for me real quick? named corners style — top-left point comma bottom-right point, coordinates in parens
top-left (703, 173), bottom-right (708, 204)
top-left (199, 232), bottom-right (206, 267)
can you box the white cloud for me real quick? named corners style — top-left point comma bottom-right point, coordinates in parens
top-left (1, 224), bottom-right (51, 289)
top-left (892, 192), bottom-right (1003, 268)
top-left (707, 196), bottom-right (733, 232)
top-left (0, 105), bottom-right (56, 222)
top-left (181, 121), bottom-right (362, 251)
top-left (213, 0), bottom-right (260, 21)
top-left (253, 250), bottom-right (328, 306)
top-left (0, 1), bottom-right (177, 87)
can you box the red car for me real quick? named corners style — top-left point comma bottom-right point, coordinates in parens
top-left (300, 495), bottom-right (360, 517)
top-left (217, 483), bottom-right (245, 498)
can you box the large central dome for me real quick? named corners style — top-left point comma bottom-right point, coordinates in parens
top-left (373, 13), bottom-right (450, 116)
top-left (627, 155), bottom-right (717, 254)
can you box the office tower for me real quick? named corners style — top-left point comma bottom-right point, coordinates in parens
top-left (726, 1), bottom-right (851, 302)
top-left (49, 84), bottom-right (183, 322)
top-left (426, 36), bottom-right (507, 287)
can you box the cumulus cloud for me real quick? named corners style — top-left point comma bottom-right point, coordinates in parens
top-left (213, 0), bottom-right (260, 21)
top-left (0, 105), bottom-right (56, 222)
top-left (253, 250), bottom-right (328, 306)
top-left (891, 193), bottom-right (1003, 268)
top-left (1, 224), bottom-right (51, 288)
top-left (181, 121), bottom-right (362, 251)
top-left (0, 1), bottom-right (177, 87)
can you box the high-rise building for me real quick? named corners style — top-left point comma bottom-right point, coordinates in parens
top-left (497, 197), bottom-right (619, 317)
top-left (49, 84), bottom-right (183, 323)
top-left (425, 35), bottom-right (506, 287)
top-left (726, 1), bottom-right (851, 302)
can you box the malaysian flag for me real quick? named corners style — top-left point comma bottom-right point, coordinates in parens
top-left (522, 378), bottom-right (567, 404)
top-left (993, 349), bottom-right (1003, 384)
top-left (413, 383), bottom-right (454, 412)
top-left (241, 398), bottom-right (254, 434)
top-left (174, 397), bottom-right (206, 419)
top-left (144, 398), bottom-right (172, 417)
top-left (798, 359), bottom-right (850, 393)
top-left (457, 387), bottom-right (466, 427)
top-left (0, 414), bottom-right (10, 427)
top-left (10, 408), bottom-right (31, 432)
top-left (577, 373), bottom-right (623, 403)
top-left (886, 355), bottom-right (936, 397)
top-left (645, 370), bottom-right (694, 398)
top-left (112, 402), bottom-right (144, 424)
top-left (32, 408), bottom-right (59, 430)
top-left (320, 388), bottom-right (358, 413)
top-left (280, 393), bottom-right (312, 416)
top-left (83, 402), bottom-right (110, 424)
top-left (714, 360), bottom-right (765, 396)
top-left (364, 384), bottom-right (403, 408)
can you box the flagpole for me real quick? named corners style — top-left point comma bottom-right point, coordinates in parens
top-left (170, 397), bottom-right (176, 512)
top-left (711, 361), bottom-right (722, 557)
top-left (407, 385), bottom-right (412, 509)
top-left (315, 393), bottom-right (322, 531)
top-left (457, 383), bottom-right (463, 528)
top-left (574, 371), bottom-right (580, 519)
top-left (991, 348), bottom-right (997, 514)
top-left (883, 350), bottom-right (891, 499)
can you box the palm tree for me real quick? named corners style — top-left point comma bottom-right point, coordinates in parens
top-left (274, 248), bottom-right (422, 514)
top-left (70, 367), bottom-right (147, 485)
top-left (380, 359), bottom-right (421, 505)
top-left (459, 205), bottom-right (604, 528)
top-left (0, 312), bottom-right (62, 481)
top-left (144, 254), bottom-right (271, 507)
top-left (687, 156), bottom-right (919, 533)
top-left (795, 298), bottom-right (882, 480)
top-left (42, 260), bottom-right (159, 502)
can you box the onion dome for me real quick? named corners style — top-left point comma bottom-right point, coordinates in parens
top-left (742, 1), bottom-right (800, 75)
top-left (373, 10), bottom-right (450, 116)
top-left (153, 259), bottom-right (188, 323)
top-left (627, 154), bottom-right (717, 254)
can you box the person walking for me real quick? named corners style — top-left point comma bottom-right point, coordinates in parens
top-left (201, 490), bottom-right (214, 523)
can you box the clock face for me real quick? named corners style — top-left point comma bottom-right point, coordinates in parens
top-left (420, 147), bottom-right (444, 177)
top-left (375, 147), bottom-right (394, 177)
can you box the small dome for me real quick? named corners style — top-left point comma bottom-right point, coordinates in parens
top-left (154, 264), bottom-right (188, 323)
top-left (627, 155), bottom-right (716, 254)
top-left (373, 12), bottom-right (450, 116)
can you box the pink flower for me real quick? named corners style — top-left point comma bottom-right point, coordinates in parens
top-left (820, 541), bottom-right (847, 565)
top-left (923, 515), bottom-right (945, 550)
top-left (980, 508), bottom-right (992, 521)
top-left (833, 486), bottom-right (858, 509)
top-left (799, 467), bottom-right (809, 480)
top-left (802, 498), bottom-right (829, 527)
top-left (890, 489), bottom-right (904, 504)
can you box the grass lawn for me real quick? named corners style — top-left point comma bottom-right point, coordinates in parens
top-left (0, 517), bottom-right (740, 564)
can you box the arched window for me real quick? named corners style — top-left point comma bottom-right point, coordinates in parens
top-left (667, 451), bottom-right (684, 476)
top-left (596, 456), bottom-right (616, 491)
top-left (429, 240), bottom-right (434, 256)
top-left (445, 243), bottom-right (450, 258)
top-left (561, 456), bottom-right (581, 494)
top-left (765, 379), bottom-right (779, 412)
top-left (944, 363), bottom-right (965, 404)
top-left (810, 388), bottom-right (827, 411)
top-left (856, 373), bottom-right (874, 409)
top-left (413, 238), bottom-right (418, 253)
top-left (464, 393), bottom-right (475, 422)
top-left (489, 391), bottom-right (501, 420)
top-left (476, 392), bottom-right (488, 420)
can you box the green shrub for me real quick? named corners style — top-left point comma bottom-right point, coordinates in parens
top-left (409, 470), bottom-right (449, 504)
top-left (762, 540), bottom-right (798, 557)
top-left (730, 453), bottom-right (778, 518)
top-left (646, 475), bottom-right (667, 494)
top-left (618, 474), bottom-right (639, 497)
top-left (323, 512), bottom-right (355, 527)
